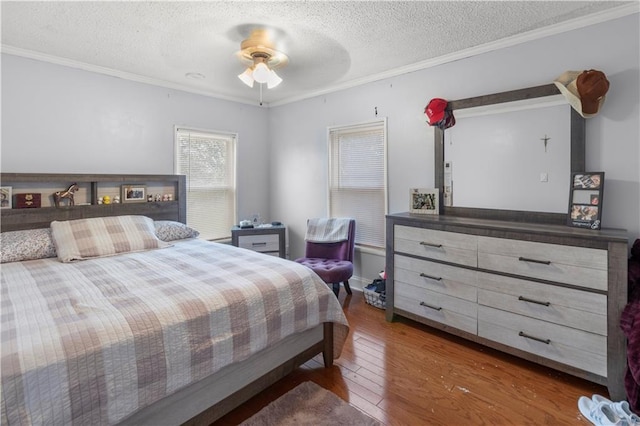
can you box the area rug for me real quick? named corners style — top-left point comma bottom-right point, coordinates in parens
top-left (240, 381), bottom-right (381, 425)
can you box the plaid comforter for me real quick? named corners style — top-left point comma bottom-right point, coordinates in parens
top-left (1, 239), bottom-right (349, 425)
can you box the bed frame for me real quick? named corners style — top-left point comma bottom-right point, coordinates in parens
top-left (0, 172), bottom-right (335, 425)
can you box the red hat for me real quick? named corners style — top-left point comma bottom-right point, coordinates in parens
top-left (576, 69), bottom-right (609, 115)
top-left (425, 98), bottom-right (447, 125)
top-left (440, 109), bottom-right (456, 130)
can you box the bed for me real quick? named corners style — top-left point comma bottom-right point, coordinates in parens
top-left (0, 173), bottom-right (349, 425)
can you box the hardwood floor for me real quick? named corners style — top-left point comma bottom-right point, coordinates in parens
top-left (214, 291), bottom-right (608, 425)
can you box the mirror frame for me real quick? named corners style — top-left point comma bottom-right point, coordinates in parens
top-left (434, 83), bottom-right (585, 224)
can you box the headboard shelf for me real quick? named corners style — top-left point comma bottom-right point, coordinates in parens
top-left (1, 173), bottom-right (186, 232)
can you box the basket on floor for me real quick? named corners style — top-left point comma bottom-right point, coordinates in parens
top-left (363, 287), bottom-right (386, 309)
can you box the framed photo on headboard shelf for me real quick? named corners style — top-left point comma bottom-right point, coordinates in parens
top-left (567, 172), bottom-right (604, 230)
top-left (1, 186), bottom-right (11, 209)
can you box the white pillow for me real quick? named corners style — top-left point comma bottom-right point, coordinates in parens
top-left (51, 215), bottom-right (169, 262)
top-left (0, 228), bottom-right (57, 263)
top-left (154, 220), bottom-right (200, 241)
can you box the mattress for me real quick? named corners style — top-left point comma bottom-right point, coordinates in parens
top-left (0, 238), bottom-right (349, 425)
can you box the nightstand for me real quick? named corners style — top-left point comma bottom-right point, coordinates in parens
top-left (231, 225), bottom-right (286, 258)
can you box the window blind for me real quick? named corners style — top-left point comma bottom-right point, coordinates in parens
top-left (175, 128), bottom-right (236, 240)
top-left (329, 120), bottom-right (387, 248)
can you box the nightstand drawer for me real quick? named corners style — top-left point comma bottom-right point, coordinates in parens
top-left (231, 225), bottom-right (286, 258)
top-left (237, 234), bottom-right (279, 252)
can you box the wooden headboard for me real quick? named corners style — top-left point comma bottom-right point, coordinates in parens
top-left (0, 173), bottom-right (186, 232)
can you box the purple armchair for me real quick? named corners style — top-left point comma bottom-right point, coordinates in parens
top-left (295, 218), bottom-right (356, 297)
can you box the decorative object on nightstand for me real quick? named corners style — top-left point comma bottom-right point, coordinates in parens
top-left (232, 224), bottom-right (286, 258)
top-left (239, 219), bottom-right (253, 229)
top-left (568, 171), bottom-right (604, 230)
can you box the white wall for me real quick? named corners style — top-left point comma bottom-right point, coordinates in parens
top-left (1, 55), bottom-right (272, 224)
top-left (269, 13), bottom-right (640, 283)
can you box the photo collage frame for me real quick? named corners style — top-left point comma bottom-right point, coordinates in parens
top-left (567, 172), bottom-right (604, 230)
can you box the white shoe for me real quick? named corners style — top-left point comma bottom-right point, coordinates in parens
top-left (593, 394), bottom-right (640, 425)
top-left (578, 396), bottom-right (627, 425)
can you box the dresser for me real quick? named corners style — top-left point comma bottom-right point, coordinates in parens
top-left (231, 225), bottom-right (286, 258)
top-left (386, 212), bottom-right (628, 400)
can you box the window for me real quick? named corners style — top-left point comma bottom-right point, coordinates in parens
top-left (329, 119), bottom-right (387, 248)
top-left (175, 127), bottom-right (236, 241)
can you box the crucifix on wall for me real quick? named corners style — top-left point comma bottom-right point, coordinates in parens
top-left (540, 134), bottom-right (550, 152)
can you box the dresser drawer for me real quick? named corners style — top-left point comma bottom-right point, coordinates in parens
top-left (395, 254), bottom-right (477, 302)
top-left (394, 225), bottom-right (477, 267)
top-left (237, 234), bottom-right (280, 253)
top-left (478, 236), bottom-right (607, 290)
top-left (395, 281), bottom-right (477, 334)
top-left (478, 306), bottom-right (606, 376)
top-left (477, 272), bottom-right (607, 335)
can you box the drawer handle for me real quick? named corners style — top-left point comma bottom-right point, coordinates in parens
top-left (518, 331), bottom-right (550, 345)
top-left (419, 242), bottom-right (443, 248)
top-left (252, 242), bottom-right (267, 247)
top-left (419, 273), bottom-right (442, 281)
top-left (518, 296), bottom-right (550, 307)
top-left (518, 256), bottom-right (551, 265)
top-left (419, 301), bottom-right (442, 311)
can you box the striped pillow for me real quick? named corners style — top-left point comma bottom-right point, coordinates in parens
top-left (51, 215), bottom-right (169, 262)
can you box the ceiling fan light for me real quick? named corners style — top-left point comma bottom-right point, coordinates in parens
top-left (252, 62), bottom-right (270, 83)
top-left (266, 70), bottom-right (283, 89)
top-left (238, 68), bottom-right (254, 87)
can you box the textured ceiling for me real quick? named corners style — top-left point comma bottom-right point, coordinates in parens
top-left (1, 1), bottom-right (636, 106)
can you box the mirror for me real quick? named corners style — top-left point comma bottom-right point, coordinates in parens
top-left (434, 84), bottom-right (585, 224)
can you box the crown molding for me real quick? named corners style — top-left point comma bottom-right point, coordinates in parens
top-left (0, 45), bottom-right (262, 107)
top-left (270, 3), bottom-right (640, 107)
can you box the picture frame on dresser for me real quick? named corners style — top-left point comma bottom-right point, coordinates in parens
top-left (409, 188), bottom-right (439, 214)
top-left (1, 186), bottom-right (12, 209)
top-left (568, 172), bottom-right (604, 230)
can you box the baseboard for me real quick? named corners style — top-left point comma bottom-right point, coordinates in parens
top-left (348, 275), bottom-right (369, 292)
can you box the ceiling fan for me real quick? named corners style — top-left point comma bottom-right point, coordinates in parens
top-left (237, 29), bottom-right (289, 90)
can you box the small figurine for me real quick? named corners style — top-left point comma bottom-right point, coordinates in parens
top-left (147, 195), bottom-right (153, 202)
top-left (162, 194), bottom-right (169, 202)
top-left (113, 196), bottom-right (120, 204)
top-left (53, 183), bottom-right (79, 208)
top-left (102, 195), bottom-right (111, 205)
top-left (167, 194), bottom-right (173, 201)
top-left (155, 194), bottom-right (162, 202)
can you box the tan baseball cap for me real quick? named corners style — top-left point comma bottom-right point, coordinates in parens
top-left (554, 69), bottom-right (609, 118)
